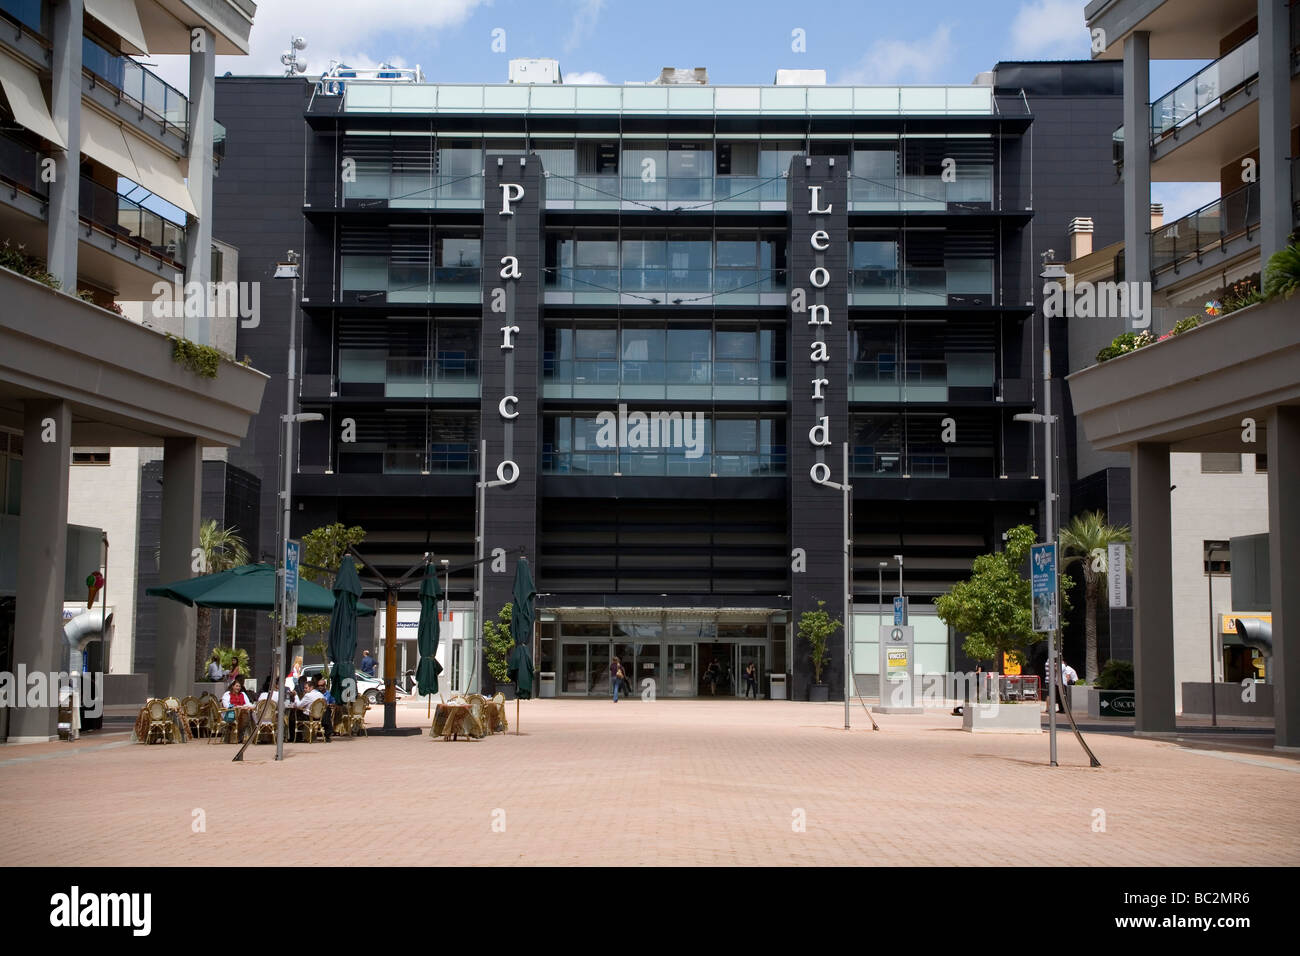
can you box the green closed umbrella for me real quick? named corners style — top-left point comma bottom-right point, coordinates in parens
top-left (147, 563), bottom-right (375, 616)
top-left (415, 564), bottom-right (444, 697)
top-left (507, 557), bottom-right (536, 701)
top-left (327, 556), bottom-right (362, 701)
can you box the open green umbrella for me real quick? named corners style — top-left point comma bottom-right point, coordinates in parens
top-left (148, 563), bottom-right (375, 616)
top-left (507, 557), bottom-right (536, 702)
top-left (327, 556), bottom-right (362, 701)
top-left (415, 564), bottom-right (444, 697)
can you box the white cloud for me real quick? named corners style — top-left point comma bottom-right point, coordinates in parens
top-left (564, 0), bottom-right (604, 54)
top-left (837, 25), bottom-right (955, 85)
top-left (564, 70), bottom-right (608, 85)
top-left (1010, 0), bottom-right (1091, 58)
top-left (141, 0), bottom-right (487, 89)
top-left (1152, 182), bottom-right (1222, 222)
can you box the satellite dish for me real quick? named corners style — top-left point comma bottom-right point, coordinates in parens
top-left (293, 36), bottom-right (307, 51)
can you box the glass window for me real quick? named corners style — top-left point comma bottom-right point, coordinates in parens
top-left (438, 235), bottom-right (480, 268)
top-left (716, 235), bottom-right (757, 268)
top-left (716, 329), bottom-right (757, 359)
top-left (575, 234), bottom-right (618, 267)
top-left (667, 327), bottom-right (711, 363)
top-left (759, 142), bottom-right (802, 179)
top-left (715, 419), bottom-right (758, 452)
top-left (575, 328), bottom-right (617, 358)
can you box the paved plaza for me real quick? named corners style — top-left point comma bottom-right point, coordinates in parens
top-left (1, 699), bottom-right (1296, 867)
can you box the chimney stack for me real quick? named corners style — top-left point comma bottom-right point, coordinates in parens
top-left (1150, 203), bottom-right (1164, 229)
top-left (1068, 217), bottom-right (1094, 260)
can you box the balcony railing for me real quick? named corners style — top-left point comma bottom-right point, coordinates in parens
top-left (1150, 35), bottom-right (1258, 145)
top-left (543, 449), bottom-right (786, 477)
top-left (337, 443), bottom-right (478, 475)
top-left (79, 175), bottom-right (186, 264)
top-left (849, 261), bottom-right (995, 305)
top-left (849, 357), bottom-right (996, 401)
top-left (543, 359), bottom-right (788, 400)
top-left (0, 129), bottom-right (48, 200)
top-left (382, 356), bottom-right (479, 398)
top-left (850, 170), bottom-right (994, 210)
top-left (1150, 181), bottom-right (1259, 275)
top-left (0, 0), bottom-right (43, 36)
top-left (82, 34), bottom-right (189, 137)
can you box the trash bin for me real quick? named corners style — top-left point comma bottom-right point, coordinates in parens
top-left (769, 673), bottom-right (787, 700)
top-left (539, 671), bottom-right (556, 699)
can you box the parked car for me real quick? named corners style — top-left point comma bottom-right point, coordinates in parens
top-left (299, 664), bottom-right (404, 705)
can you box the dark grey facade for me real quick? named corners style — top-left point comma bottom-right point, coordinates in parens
top-left (214, 62), bottom-right (1124, 698)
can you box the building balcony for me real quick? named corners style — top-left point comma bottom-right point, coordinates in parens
top-left (849, 358), bottom-right (1015, 403)
top-left (849, 263), bottom-right (996, 307)
top-left (1150, 34), bottom-right (1258, 149)
top-left (542, 449), bottom-right (787, 478)
top-left (0, 0), bottom-right (47, 64)
top-left (1150, 181), bottom-right (1259, 288)
top-left (79, 174), bottom-right (186, 267)
top-left (543, 359), bottom-right (787, 402)
top-left (849, 170), bottom-right (995, 212)
top-left (82, 33), bottom-right (189, 148)
top-left (0, 127), bottom-right (47, 218)
top-left (338, 262), bottom-right (481, 304)
top-left (330, 354), bottom-right (480, 400)
top-left (544, 267), bottom-right (787, 306)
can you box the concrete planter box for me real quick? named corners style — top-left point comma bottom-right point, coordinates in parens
top-left (1181, 681), bottom-right (1273, 718)
top-left (808, 683), bottom-right (829, 702)
top-left (1069, 684), bottom-right (1090, 712)
top-left (962, 701), bottom-right (1042, 733)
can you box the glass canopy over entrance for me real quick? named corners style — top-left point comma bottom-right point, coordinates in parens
top-left (539, 607), bottom-right (786, 699)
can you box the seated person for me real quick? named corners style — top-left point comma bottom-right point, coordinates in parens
top-left (296, 679), bottom-right (332, 740)
top-left (221, 680), bottom-right (255, 711)
top-left (207, 652), bottom-right (229, 682)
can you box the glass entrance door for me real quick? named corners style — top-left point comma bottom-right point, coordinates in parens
top-left (667, 644), bottom-right (694, 696)
top-left (635, 643), bottom-right (662, 697)
top-left (561, 642), bottom-right (588, 695)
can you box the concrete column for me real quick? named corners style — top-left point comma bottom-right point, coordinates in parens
top-left (1256, 0), bottom-right (1292, 264)
top-left (9, 401), bottom-right (71, 743)
top-left (1121, 31), bottom-right (1151, 315)
top-left (155, 438), bottom-right (202, 698)
top-left (1130, 442), bottom-right (1175, 733)
top-left (1267, 407), bottom-right (1300, 750)
top-left (184, 26), bottom-right (216, 345)
top-left (46, 0), bottom-right (83, 291)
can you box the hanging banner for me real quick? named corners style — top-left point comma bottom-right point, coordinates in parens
top-left (1031, 543), bottom-right (1057, 633)
top-left (1107, 543), bottom-right (1127, 608)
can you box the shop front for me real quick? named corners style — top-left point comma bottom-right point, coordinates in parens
top-left (539, 608), bottom-right (785, 699)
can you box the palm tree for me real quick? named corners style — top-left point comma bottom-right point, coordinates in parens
top-left (194, 520), bottom-right (249, 678)
top-left (1059, 510), bottom-right (1131, 682)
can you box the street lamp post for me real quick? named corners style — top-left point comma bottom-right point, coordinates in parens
top-left (819, 444), bottom-right (853, 730)
top-left (270, 252), bottom-right (324, 762)
top-left (1207, 546), bottom-right (1225, 727)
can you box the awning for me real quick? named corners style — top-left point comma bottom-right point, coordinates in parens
top-left (0, 49), bottom-right (66, 148)
top-left (83, 0), bottom-right (149, 56)
top-left (80, 108), bottom-right (197, 216)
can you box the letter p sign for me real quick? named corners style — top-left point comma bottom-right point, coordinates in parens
top-left (499, 183), bottom-right (525, 217)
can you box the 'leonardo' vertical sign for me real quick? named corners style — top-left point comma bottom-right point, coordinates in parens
top-left (788, 156), bottom-right (849, 700)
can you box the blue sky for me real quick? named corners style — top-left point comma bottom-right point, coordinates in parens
top-left (143, 0), bottom-right (1217, 217)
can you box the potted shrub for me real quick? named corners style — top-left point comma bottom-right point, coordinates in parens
top-left (797, 600), bottom-right (840, 702)
top-left (483, 603), bottom-right (515, 699)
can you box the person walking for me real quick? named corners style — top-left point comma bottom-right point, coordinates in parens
top-left (360, 650), bottom-right (377, 678)
top-left (743, 661), bottom-right (758, 699)
top-left (610, 656), bottom-right (625, 703)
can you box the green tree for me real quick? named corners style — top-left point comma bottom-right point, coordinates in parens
top-left (276, 523), bottom-right (367, 669)
top-left (1059, 510), bottom-right (1131, 682)
top-left (796, 600), bottom-right (841, 685)
top-left (936, 524), bottom-right (1073, 670)
top-left (194, 520), bottom-right (248, 678)
top-left (482, 603), bottom-right (514, 682)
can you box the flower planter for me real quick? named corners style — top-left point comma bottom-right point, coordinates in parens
top-left (496, 682), bottom-right (516, 701)
top-left (808, 683), bottom-right (829, 702)
top-left (961, 700), bottom-right (1043, 733)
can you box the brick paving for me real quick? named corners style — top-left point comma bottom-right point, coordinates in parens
top-left (1, 699), bottom-right (1297, 866)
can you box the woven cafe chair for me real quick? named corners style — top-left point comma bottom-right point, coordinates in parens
top-left (297, 697), bottom-right (327, 743)
top-left (252, 699), bottom-right (278, 744)
top-left (347, 697), bottom-right (368, 737)
top-left (163, 696), bottom-right (181, 711)
top-left (491, 692), bottom-right (508, 733)
top-left (145, 698), bottom-right (177, 744)
top-left (465, 694), bottom-right (488, 738)
top-left (180, 696), bottom-right (207, 738)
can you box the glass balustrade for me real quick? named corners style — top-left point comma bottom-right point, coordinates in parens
top-left (543, 359), bottom-right (787, 401)
top-left (543, 449), bottom-right (785, 477)
top-left (850, 263), bottom-right (994, 305)
top-left (0, 130), bottom-right (47, 198)
top-left (79, 176), bottom-right (186, 263)
top-left (1149, 35), bottom-right (1258, 144)
top-left (850, 171), bottom-right (993, 210)
top-left (1150, 182), bottom-right (1259, 274)
top-left (82, 35), bottom-right (189, 135)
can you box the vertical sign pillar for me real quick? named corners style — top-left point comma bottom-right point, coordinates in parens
top-left (479, 157), bottom-right (544, 690)
top-left (788, 156), bottom-right (849, 702)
